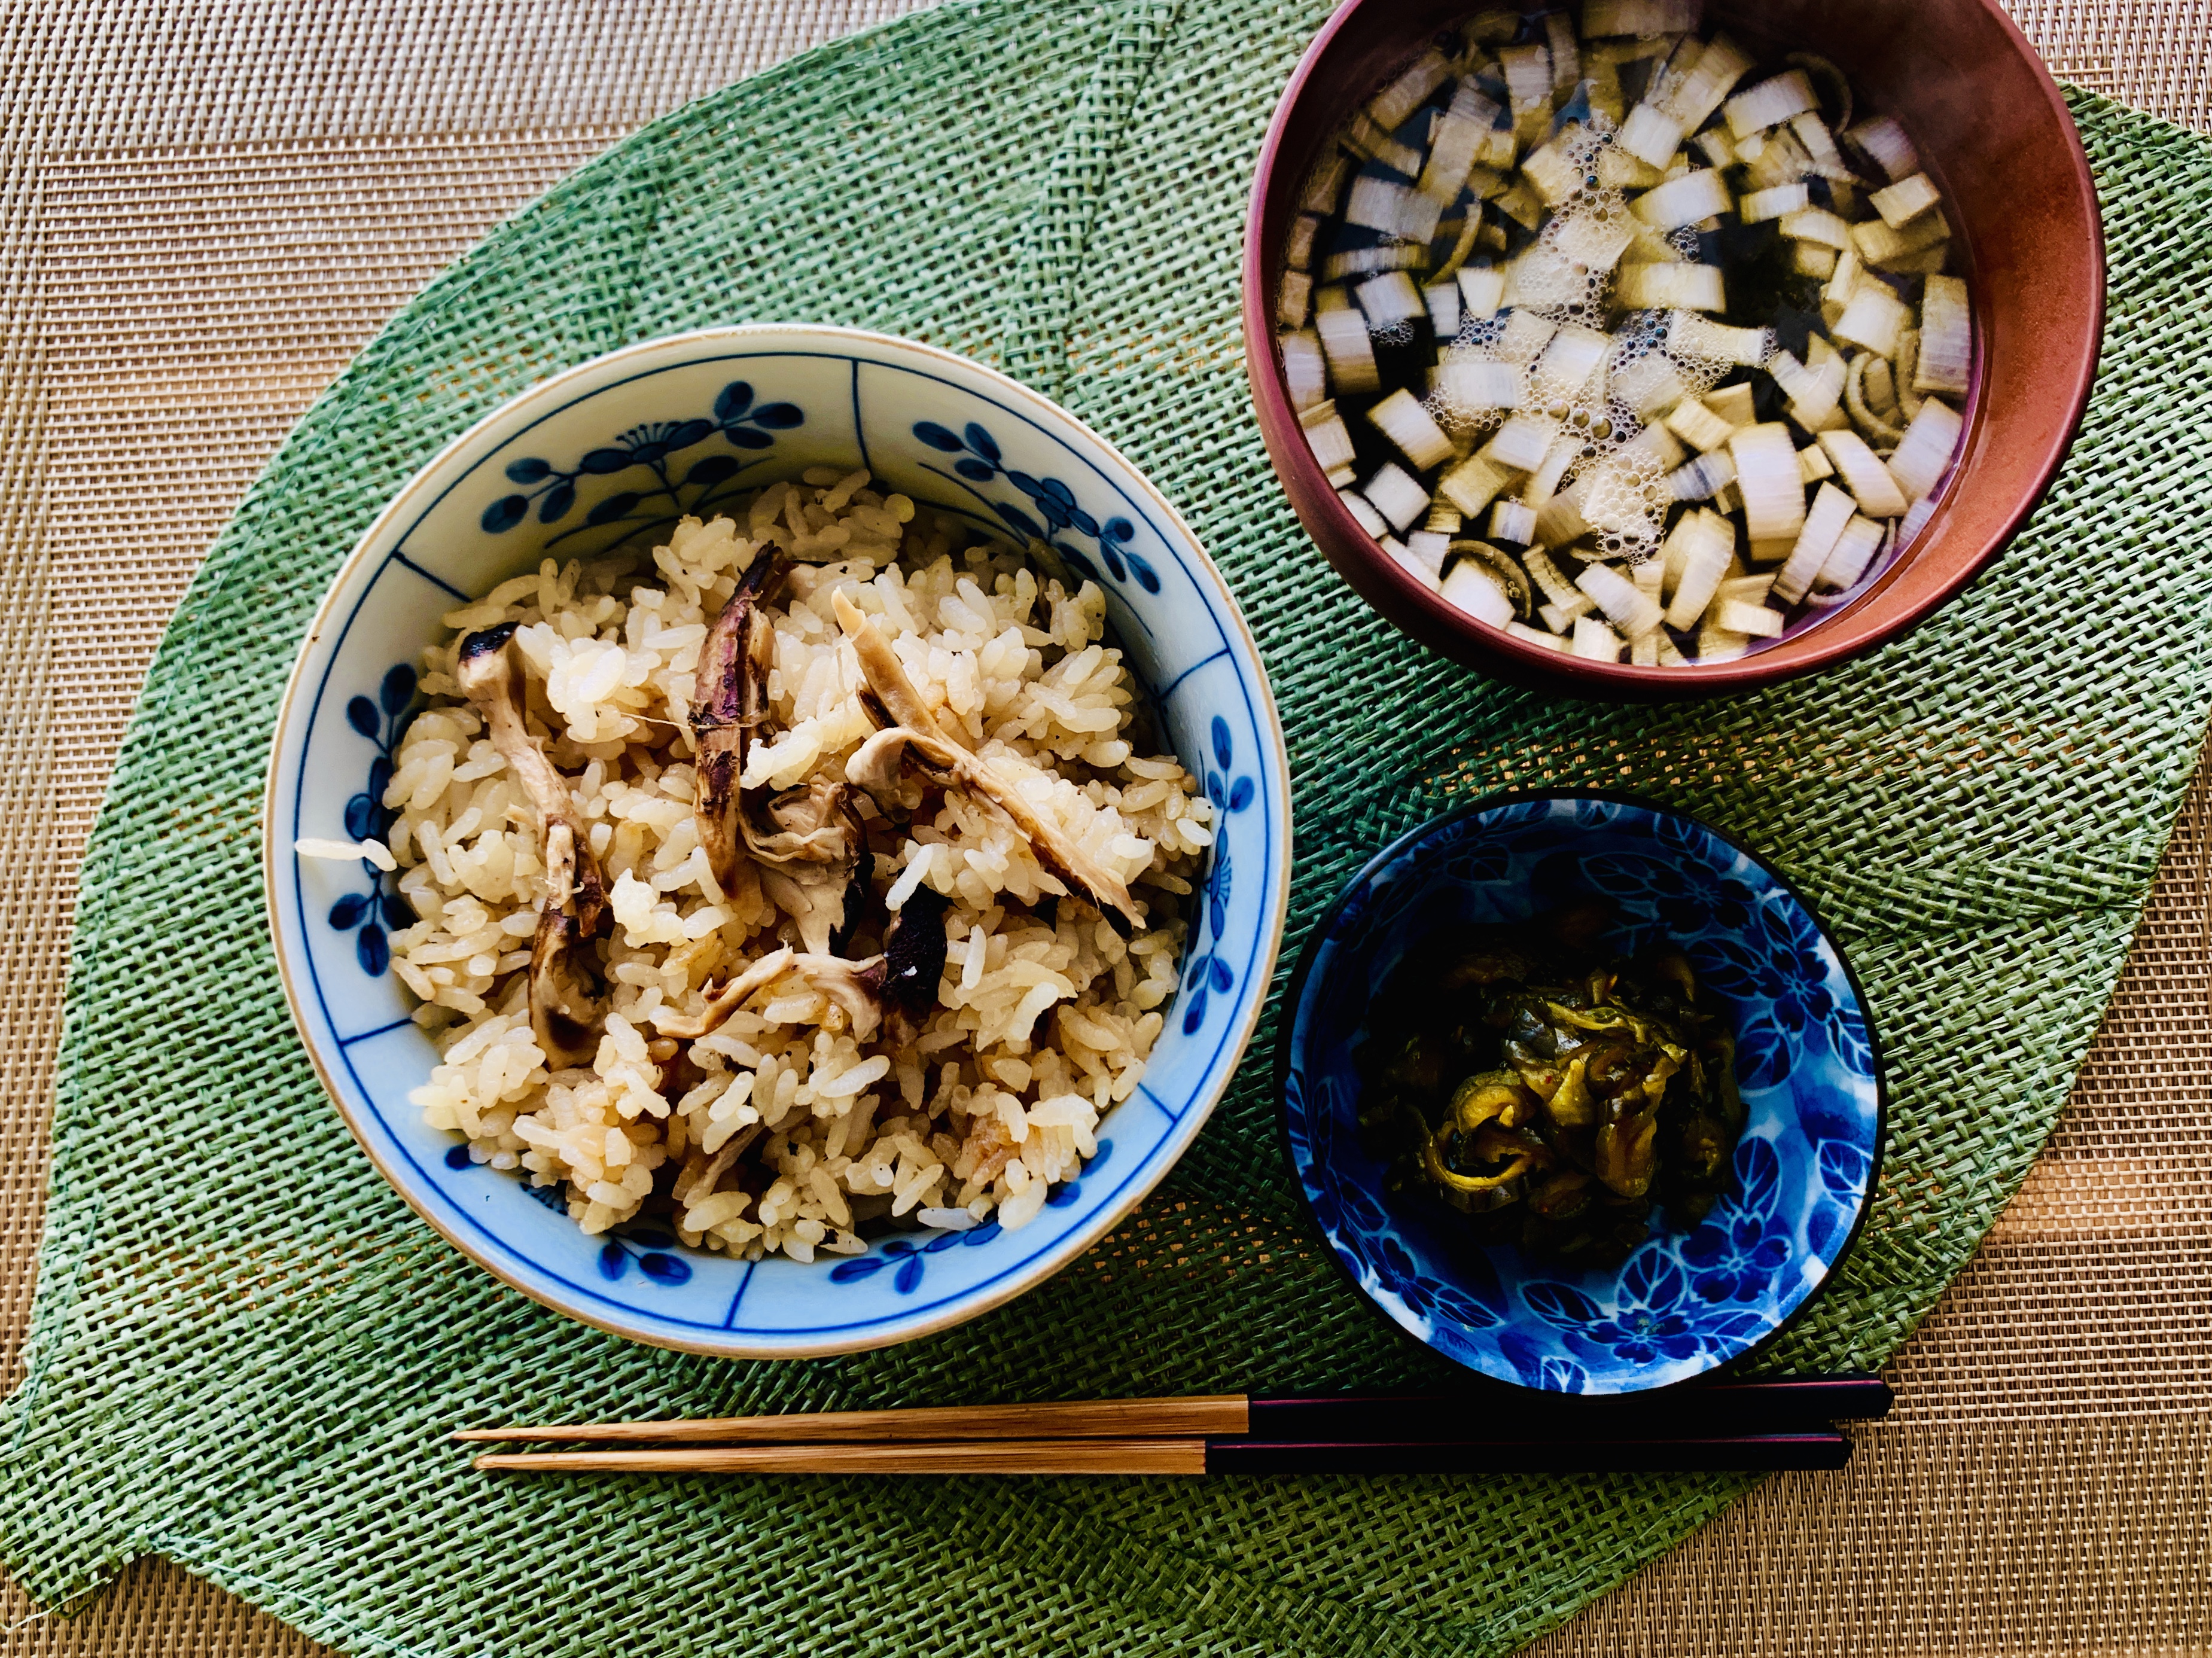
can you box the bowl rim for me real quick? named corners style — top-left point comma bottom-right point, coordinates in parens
top-left (1239, 0), bottom-right (2107, 698)
top-left (1272, 785), bottom-right (1889, 1394)
top-left (259, 321), bottom-right (1294, 1357)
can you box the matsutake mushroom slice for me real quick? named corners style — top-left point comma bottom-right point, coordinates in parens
top-left (831, 590), bottom-right (1144, 931)
top-left (844, 723), bottom-right (1144, 934)
top-left (691, 553), bottom-right (773, 895)
top-left (653, 946), bottom-right (798, 1041)
top-left (778, 897), bottom-right (950, 1046)
top-left (693, 553), bottom-right (870, 955)
top-left (785, 951), bottom-right (894, 1043)
top-left (653, 937), bottom-right (946, 1046)
top-left (454, 622), bottom-right (609, 1068)
top-left (755, 832), bottom-right (872, 959)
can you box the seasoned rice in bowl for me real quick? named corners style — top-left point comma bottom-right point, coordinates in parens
top-left (377, 470), bottom-right (1211, 1261)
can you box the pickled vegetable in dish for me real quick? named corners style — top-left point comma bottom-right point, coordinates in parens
top-left (1357, 901), bottom-right (1744, 1266)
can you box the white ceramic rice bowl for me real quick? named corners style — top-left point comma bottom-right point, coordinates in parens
top-left (263, 325), bottom-right (1290, 1357)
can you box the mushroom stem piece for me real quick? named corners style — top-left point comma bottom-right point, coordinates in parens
top-left (959, 1111), bottom-right (1022, 1190)
top-left (455, 623), bottom-right (607, 1067)
top-left (693, 555), bottom-right (868, 953)
top-left (691, 554), bottom-right (772, 890)
top-left (846, 725), bottom-right (1142, 932)
top-left (653, 947), bottom-right (796, 1041)
top-left (787, 952), bottom-right (891, 1043)
top-left (651, 944), bottom-right (905, 1045)
top-left (831, 590), bottom-right (1142, 931)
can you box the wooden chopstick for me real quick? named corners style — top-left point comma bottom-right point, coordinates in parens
top-left (476, 1438), bottom-right (1212, 1476)
top-left (453, 1375), bottom-right (1891, 1446)
top-left (453, 1393), bottom-right (1250, 1445)
top-left (472, 1431), bottom-right (1854, 1476)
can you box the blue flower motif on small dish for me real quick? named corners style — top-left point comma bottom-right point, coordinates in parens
top-left (1291, 1074), bottom-right (1511, 1342)
top-left (1585, 849), bottom-right (1757, 936)
top-left (1534, 1356), bottom-right (1590, 1392)
top-left (479, 380), bottom-right (803, 553)
top-left (1376, 1235), bottom-right (1504, 1333)
top-left (1804, 1129), bottom-right (1875, 1259)
top-left (1540, 1241), bottom-right (1774, 1367)
top-left (1279, 793), bottom-right (1885, 1394)
top-left (1695, 898), bottom-right (1876, 1090)
top-left (912, 419), bottom-right (1161, 595)
top-left (1527, 1258), bottom-right (1698, 1367)
top-left (1678, 1136), bottom-right (1792, 1304)
top-left (325, 663), bottom-right (418, 975)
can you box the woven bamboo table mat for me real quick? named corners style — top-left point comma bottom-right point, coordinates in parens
top-left (2, 2), bottom-right (2206, 1653)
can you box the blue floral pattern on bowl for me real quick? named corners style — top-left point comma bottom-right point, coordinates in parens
top-left (1178, 717), bottom-right (1257, 1035)
top-left (913, 418), bottom-right (1160, 595)
top-left (269, 326), bottom-right (1291, 1358)
top-left (328, 664), bottom-right (418, 976)
top-left (1278, 791), bottom-right (1884, 1394)
top-left (479, 380), bottom-right (803, 554)
top-left (441, 1145), bottom-right (694, 1284)
top-left (818, 1137), bottom-right (1116, 1294)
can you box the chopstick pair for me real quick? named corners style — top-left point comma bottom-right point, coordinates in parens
top-left (458, 1374), bottom-right (1891, 1476)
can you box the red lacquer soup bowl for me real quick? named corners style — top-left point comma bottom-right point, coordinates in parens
top-left (1243, 0), bottom-right (2103, 699)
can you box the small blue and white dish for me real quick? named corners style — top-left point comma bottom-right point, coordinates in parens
top-left (1278, 791), bottom-right (1884, 1395)
top-left (263, 325), bottom-right (1291, 1358)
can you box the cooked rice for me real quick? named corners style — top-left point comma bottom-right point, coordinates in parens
top-left (386, 468), bottom-right (1210, 1260)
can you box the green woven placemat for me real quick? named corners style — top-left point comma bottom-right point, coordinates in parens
top-left (8, 1), bottom-right (2211, 1652)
